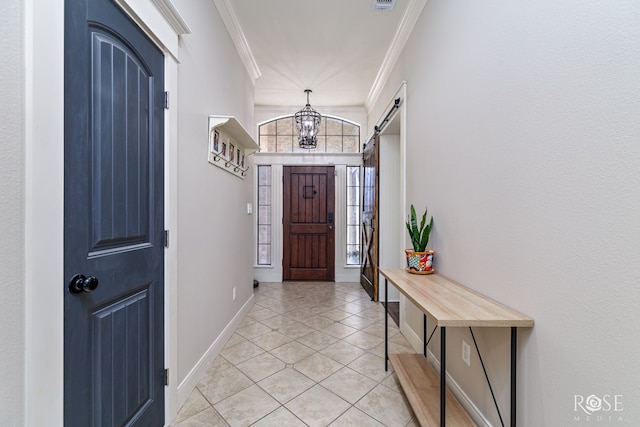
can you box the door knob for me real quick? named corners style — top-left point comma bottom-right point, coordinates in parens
top-left (68, 274), bottom-right (99, 294)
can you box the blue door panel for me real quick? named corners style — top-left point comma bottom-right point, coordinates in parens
top-left (64, 0), bottom-right (164, 425)
top-left (93, 288), bottom-right (151, 425)
top-left (91, 32), bottom-right (151, 251)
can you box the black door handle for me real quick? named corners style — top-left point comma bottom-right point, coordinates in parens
top-left (68, 274), bottom-right (99, 294)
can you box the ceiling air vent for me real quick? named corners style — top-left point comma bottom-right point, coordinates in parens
top-left (373, 0), bottom-right (396, 10)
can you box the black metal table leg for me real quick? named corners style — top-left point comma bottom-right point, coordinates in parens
top-left (511, 327), bottom-right (517, 427)
top-left (441, 326), bottom-right (446, 426)
top-left (424, 314), bottom-right (427, 357)
top-left (385, 278), bottom-right (389, 371)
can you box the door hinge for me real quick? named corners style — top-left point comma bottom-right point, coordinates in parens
top-left (163, 91), bottom-right (170, 109)
top-left (163, 368), bottom-right (169, 386)
top-left (164, 230), bottom-right (170, 248)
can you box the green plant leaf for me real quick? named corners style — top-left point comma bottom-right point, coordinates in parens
top-left (410, 205), bottom-right (418, 234)
top-left (418, 215), bottom-right (433, 251)
top-left (406, 204), bottom-right (433, 252)
top-left (405, 221), bottom-right (414, 247)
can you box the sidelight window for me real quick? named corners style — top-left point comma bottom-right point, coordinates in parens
top-left (257, 165), bottom-right (272, 265)
top-left (346, 166), bottom-right (361, 265)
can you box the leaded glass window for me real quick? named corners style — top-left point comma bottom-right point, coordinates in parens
top-left (257, 166), bottom-right (272, 265)
top-left (259, 115), bottom-right (360, 153)
top-left (346, 166), bottom-right (361, 265)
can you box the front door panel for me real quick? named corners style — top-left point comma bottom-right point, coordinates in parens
top-left (283, 166), bottom-right (335, 281)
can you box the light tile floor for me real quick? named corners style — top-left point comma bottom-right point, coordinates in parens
top-left (171, 282), bottom-right (419, 427)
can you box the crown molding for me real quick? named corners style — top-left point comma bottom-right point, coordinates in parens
top-left (212, 0), bottom-right (262, 83)
top-left (365, 0), bottom-right (428, 112)
top-left (150, 0), bottom-right (191, 35)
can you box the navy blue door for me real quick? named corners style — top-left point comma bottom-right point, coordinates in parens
top-left (64, 0), bottom-right (165, 425)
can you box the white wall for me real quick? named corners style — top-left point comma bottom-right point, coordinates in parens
top-left (370, 0), bottom-right (640, 425)
top-left (378, 133), bottom-right (402, 302)
top-left (0, 0), bottom-right (25, 424)
top-left (175, 0), bottom-right (256, 402)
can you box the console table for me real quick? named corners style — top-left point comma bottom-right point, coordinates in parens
top-left (380, 268), bottom-right (534, 427)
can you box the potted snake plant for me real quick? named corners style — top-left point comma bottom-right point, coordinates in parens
top-left (405, 205), bottom-right (435, 274)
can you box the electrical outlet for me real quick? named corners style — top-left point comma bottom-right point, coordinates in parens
top-left (233, 287), bottom-right (237, 301)
top-left (462, 340), bottom-right (471, 367)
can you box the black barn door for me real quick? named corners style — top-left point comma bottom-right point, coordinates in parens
top-left (360, 134), bottom-right (379, 301)
top-left (64, 0), bottom-right (165, 424)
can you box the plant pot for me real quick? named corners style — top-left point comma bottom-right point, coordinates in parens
top-left (405, 249), bottom-right (435, 275)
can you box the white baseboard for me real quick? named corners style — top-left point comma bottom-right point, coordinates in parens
top-left (176, 294), bottom-right (255, 408)
top-left (335, 268), bottom-right (359, 283)
top-left (252, 268), bottom-right (360, 284)
top-left (253, 268), bottom-right (281, 283)
top-left (400, 319), bottom-right (492, 427)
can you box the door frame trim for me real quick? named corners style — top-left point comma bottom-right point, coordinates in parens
top-left (24, 1), bottom-right (184, 424)
top-left (252, 155), bottom-right (362, 283)
top-left (369, 82), bottom-right (408, 307)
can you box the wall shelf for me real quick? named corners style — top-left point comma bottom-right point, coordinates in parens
top-left (208, 116), bottom-right (260, 179)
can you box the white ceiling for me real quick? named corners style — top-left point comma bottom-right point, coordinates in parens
top-left (226, 0), bottom-right (411, 108)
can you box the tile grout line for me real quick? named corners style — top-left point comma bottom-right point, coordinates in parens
top-left (173, 282), bottom-right (416, 426)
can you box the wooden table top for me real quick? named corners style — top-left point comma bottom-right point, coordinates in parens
top-left (379, 268), bottom-right (534, 328)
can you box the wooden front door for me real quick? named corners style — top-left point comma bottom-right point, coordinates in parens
top-left (361, 134), bottom-right (379, 301)
top-left (283, 166), bottom-right (335, 281)
top-left (64, 0), bottom-right (165, 424)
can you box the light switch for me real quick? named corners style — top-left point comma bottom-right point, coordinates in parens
top-left (247, 203), bottom-right (253, 214)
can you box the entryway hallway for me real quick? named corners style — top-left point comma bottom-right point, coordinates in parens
top-left (172, 282), bottom-right (418, 426)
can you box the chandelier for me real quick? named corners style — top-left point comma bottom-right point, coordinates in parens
top-left (295, 89), bottom-right (321, 149)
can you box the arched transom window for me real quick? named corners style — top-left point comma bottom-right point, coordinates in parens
top-left (259, 115), bottom-right (360, 153)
